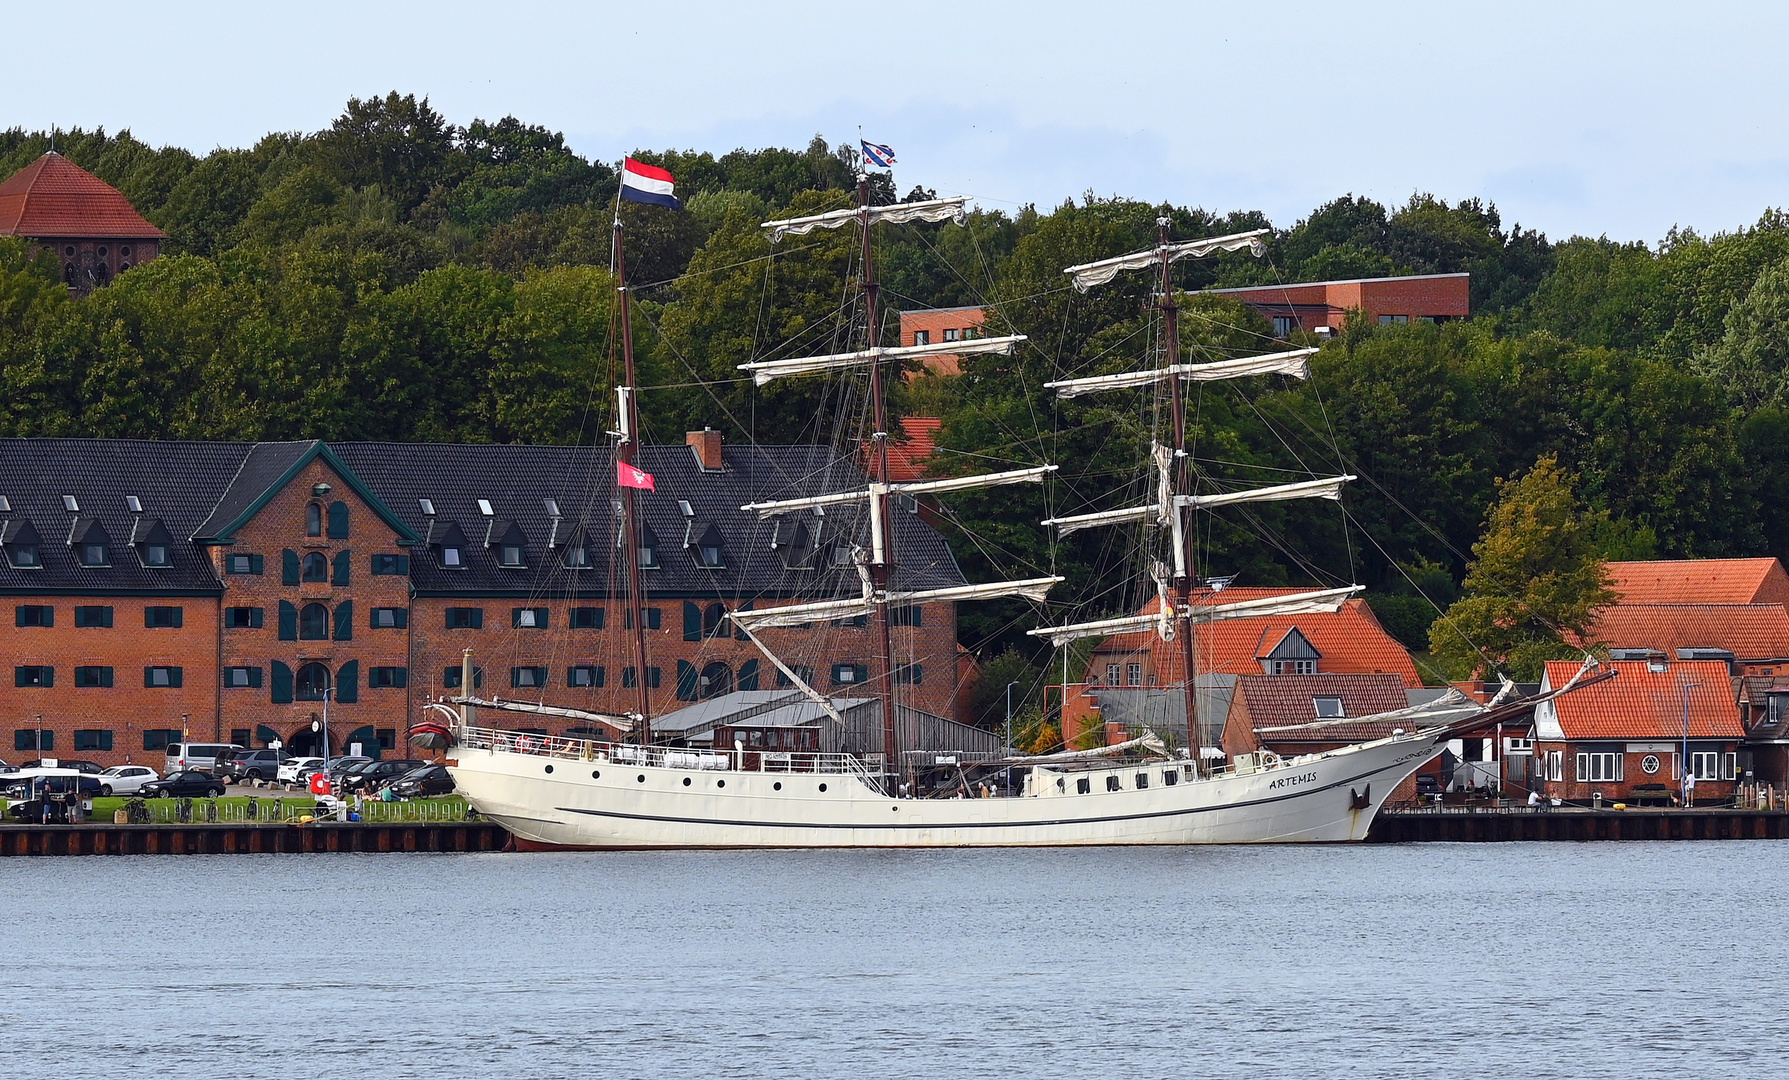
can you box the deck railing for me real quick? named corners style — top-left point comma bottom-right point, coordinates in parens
top-left (457, 724), bottom-right (884, 789)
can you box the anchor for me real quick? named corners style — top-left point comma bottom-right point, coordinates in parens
top-left (1348, 784), bottom-right (1371, 811)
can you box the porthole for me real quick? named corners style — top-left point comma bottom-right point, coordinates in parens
top-left (773, 782), bottom-right (782, 791)
top-left (818, 783), bottom-right (828, 792)
top-left (891, 805), bottom-right (898, 812)
top-left (120, 246), bottom-right (132, 257)
top-left (637, 774), bottom-right (646, 783)
top-left (96, 246), bottom-right (107, 257)
top-left (1642, 755), bottom-right (1661, 775)
top-left (544, 765), bottom-right (553, 774)
top-left (716, 779), bottom-right (725, 788)
top-left (591, 770), bottom-right (601, 779)
top-left (682, 777), bottom-right (692, 786)
top-left (64, 246), bottom-right (75, 257)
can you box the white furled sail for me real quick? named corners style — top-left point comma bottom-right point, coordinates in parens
top-left (743, 464), bottom-right (1054, 518)
top-left (741, 334), bottom-right (1026, 387)
top-left (1064, 228), bottom-right (1270, 292)
top-left (1041, 503), bottom-right (1158, 536)
top-left (763, 196), bottom-right (970, 241)
top-left (450, 697), bottom-right (634, 726)
top-left (729, 577), bottom-right (1063, 631)
top-left (1045, 348), bottom-right (1316, 399)
top-left (1179, 474), bottom-right (1355, 509)
top-left (1028, 585), bottom-right (1362, 647)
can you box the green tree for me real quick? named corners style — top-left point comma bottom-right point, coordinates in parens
top-left (1694, 254), bottom-right (1789, 409)
top-left (1428, 456), bottom-right (1614, 681)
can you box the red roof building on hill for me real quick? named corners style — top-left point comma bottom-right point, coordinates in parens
top-left (1585, 603), bottom-right (1789, 673)
top-left (1196, 273), bottom-right (1470, 337)
top-left (1605, 558), bottom-right (1789, 607)
top-left (0, 152), bottom-right (164, 292)
top-left (1084, 589), bottom-right (1422, 690)
top-left (1532, 658), bottom-right (1742, 804)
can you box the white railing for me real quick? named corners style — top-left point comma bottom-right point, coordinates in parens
top-left (458, 724), bottom-right (878, 782)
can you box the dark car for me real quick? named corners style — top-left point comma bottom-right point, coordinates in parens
top-left (140, 770), bottom-right (225, 798)
top-left (339, 759), bottom-right (425, 795)
top-left (387, 765), bottom-right (455, 798)
top-left (222, 748), bottom-right (288, 782)
top-left (325, 756), bottom-right (373, 778)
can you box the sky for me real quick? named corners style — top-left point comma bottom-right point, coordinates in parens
top-left (6, 0), bottom-right (1788, 244)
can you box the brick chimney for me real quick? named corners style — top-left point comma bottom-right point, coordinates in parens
top-left (687, 427), bottom-right (723, 471)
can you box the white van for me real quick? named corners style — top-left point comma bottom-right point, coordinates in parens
top-left (164, 742), bottom-right (241, 775)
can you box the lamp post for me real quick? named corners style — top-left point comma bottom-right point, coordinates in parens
top-left (34, 714), bottom-right (42, 762)
top-left (1682, 680), bottom-right (1701, 808)
top-left (1004, 681), bottom-right (1020, 794)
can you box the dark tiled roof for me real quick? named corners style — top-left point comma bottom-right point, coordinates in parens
top-left (1237, 672), bottom-right (1410, 743)
top-left (332, 441), bottom-right (964, 598)
top-left (0, 438), bottom-right (251, 594)
top-left (0, 438), bottom-right (967, 601)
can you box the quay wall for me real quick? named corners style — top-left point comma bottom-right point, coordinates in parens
top-left (0, 821), bottom-right (510, 856)
top-left (1369, 809), bottom-right (1789, 842)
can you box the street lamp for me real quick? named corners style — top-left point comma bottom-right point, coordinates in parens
top-left (1004, 681), bottom-right (1020, 795)
top-left (1682, 680), bottom-right (1702, 808)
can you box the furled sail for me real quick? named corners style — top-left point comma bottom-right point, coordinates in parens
top-left (450, 696), bottom-right (634, 726)
top-left (1063, 228), bottom-right (1270, 292)
top-left (742, 464), bottom-right (1054, 518)
top-left (741, 334), bottom-right (1027, 387)
top-left (729, 576), bottom-right (1063, 631)
top-left (1041, 503), bottom-right (1158, 536)
top-left (1179, 475), bottom-right (1355, 509)
top-left (763, 196), bottom-right (970, 241)
top-left (1028, 585), bottom-right (1363, 647)
top-left (1045, 348), bottom-right (1316, 398)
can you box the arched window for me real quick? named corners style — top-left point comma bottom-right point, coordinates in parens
top-left (302, 552), bottom-right (328, 582)
top-left (699, 662), bottom-right (733, 699)
top-left (295, 662), bottom-right (331, 701)
top-left (306, 503), bottom-right (323, 537)
top-left (299, 603), bottom-right (329, 640)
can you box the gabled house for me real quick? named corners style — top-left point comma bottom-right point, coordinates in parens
top-left (0, 152), bottom-right (165, 292)
top-left (1532, 659), bottom-right (1743, 805)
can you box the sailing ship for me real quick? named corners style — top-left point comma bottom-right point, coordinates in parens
top-left (431, 162), bottom-right (1601, 847)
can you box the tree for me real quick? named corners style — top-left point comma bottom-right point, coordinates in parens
top-left (1694, 254), bottom-right (1789, 409)
top-left (1428, 456), bottom-right (1615, 681)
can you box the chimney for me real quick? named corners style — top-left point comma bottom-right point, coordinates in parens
top-left (687, 427), bottom-right (723, 471)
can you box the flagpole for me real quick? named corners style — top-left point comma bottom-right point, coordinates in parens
top-left (614, 178), bottom-right (653, 745)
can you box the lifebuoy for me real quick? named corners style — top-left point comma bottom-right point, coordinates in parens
top-left (309, 772), bottom-right (332, 796)
top-left (516, 734), bottom-right (539, 753)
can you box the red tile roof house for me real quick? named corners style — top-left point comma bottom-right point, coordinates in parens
top-left (1532, 659), bottom-right (1744, 806)
top-left (1605, 557), bottom-right (1789, 607)
top-left (0, 152), bottom-right (165, 292)
top-left (1218, 672), bottom-right (1443, 802)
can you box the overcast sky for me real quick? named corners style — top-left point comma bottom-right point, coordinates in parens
top-left (6, 1), bottom-right (1785, 244)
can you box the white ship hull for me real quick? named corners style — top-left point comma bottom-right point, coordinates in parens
top-left (447, 730), bottom-right (1447, 848)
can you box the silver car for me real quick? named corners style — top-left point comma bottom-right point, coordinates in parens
top-left (96, 765), bottom-right (159, 796)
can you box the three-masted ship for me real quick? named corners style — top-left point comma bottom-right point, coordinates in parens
top-left (433, 167), bottom-right (1581, 847)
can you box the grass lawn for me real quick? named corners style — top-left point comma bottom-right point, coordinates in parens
top-left (78, 794), bottom-right (469, 823)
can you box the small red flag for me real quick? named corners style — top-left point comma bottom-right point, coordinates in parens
top-left (617, 462), bottom-right (656, 491)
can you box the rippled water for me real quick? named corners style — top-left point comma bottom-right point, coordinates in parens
top-left (3, 842), bottom-right (1785, 1077)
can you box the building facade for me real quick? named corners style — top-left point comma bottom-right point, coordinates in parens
top-left (1196, 273), bottom-right (1470, 338)
top-left (896, 305), bottom-right (988, 376)
top-left (0, 435), bottom-right (969, 765)
top-left (0, 152), bottom-right (164, 292)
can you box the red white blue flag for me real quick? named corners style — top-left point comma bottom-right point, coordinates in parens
top-left (860, 140), bottom-right (896, 168)
top-left (620, 157), bottom-right (680, 209)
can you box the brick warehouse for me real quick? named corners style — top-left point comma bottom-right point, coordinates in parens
top-left (0, 435), bottom-right (968, 765)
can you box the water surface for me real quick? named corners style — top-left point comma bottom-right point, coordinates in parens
top-left (2, 843), bottom-right (1782, 1077)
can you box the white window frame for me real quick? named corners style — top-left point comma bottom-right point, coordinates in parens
top-left (1546, 750), bottom-right (1563, 782)
top-left (1126, 662), bottom-right (1141, 686)
top-left (1690, 751), bottom-right (1723, 781)
top-left (1576, 750), bottom-right (1622, 783)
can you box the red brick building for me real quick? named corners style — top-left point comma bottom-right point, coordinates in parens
top-left (1197, 273), bottom-right (1470, 338)
top-left (1532, 658), bottom-right (1742, 805)
top-left (0, 434), bottom-right (969, 765)
top-left (896, 306), bottom-right (987, 376)
top-left (0, 152), bottom-right (164, 292)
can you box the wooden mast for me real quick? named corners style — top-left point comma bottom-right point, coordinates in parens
top-left (1158, 216), bottom-right (1202, 774)
top-left (859, 175), bottom-right (902, 787)
top-left (614, 213), bottom-right (654, 744)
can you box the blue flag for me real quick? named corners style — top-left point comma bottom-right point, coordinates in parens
top-left (860, 140), bottom-right (896, 169)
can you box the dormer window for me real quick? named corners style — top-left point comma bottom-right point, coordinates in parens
top-left (143, 544), bottom-right (170, 567)
top-left (3, 519), bottom-right (42, 569)
top-left (81, 543), bottom-right (108, 567)
top-left (443, 546), bottom-right (463, 567)
top-left (638, 525), bottom-right (659, 569)
top-left (691, 524), bottom-right (726, 569)
top-left (132, 518), bottom-right (174, 568)
top-left (565, 542), bottom-right (591, 568)
top-left (11, 544), bottom-right (39, 568)
top-left (70, 517), bottom-right (112, 567)
top-left (432, 521), bottom-right (470, 570)
top-left (494, 521), bottom-right (528, 568)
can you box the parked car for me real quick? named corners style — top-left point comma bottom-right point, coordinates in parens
top-left (222, 748), bottom-right (288, 783)
top-left (96, 765), bottom-right (160, 796)
top-left (325, 756), bottom-right (373, 777)
top-left (23, 759), bottom-right (103, 774)
top-left (336, 759), bottom-right (422, 795)
top-left (140, 771), bottom-right (225, 798)
top-left (164, 742), bottom-right (242, 775)
top-left (387, 765), bottom-right (455, 798)
top-left (278, 756), bottom-right (325, 785)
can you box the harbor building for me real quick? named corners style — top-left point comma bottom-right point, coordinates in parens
top-left (0, 433), bottom-right (968, 764)
top-left (0, 152), bottom-right (165, 293)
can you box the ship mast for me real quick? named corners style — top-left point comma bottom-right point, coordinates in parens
top-left (857, 176), bottom-right (903, 783)
top-left (1155, 216), bottom-right (1204, 772)
top-left (614, 214), bottom-right (654, 744)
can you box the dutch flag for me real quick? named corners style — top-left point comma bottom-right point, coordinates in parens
top-left (620, 157), bottom-right (681, 209)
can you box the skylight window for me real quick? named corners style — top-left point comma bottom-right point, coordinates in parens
top-left (1313, 696), bottom-right (1345, 718)
top-left (0, 496), bottom-right (12, 512)
top-left (544, 498), bottom-right (561, 517)
top-left (677, 500), bottom-right (695, 518)
top-left (62, 495), bottom-right (79, 512)
top-left (478, 499), bottom-right (495, 516)
top-left (126, 495), bottom-right (143, 513)
top-left (419, 498), bottom-right (435, 516)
